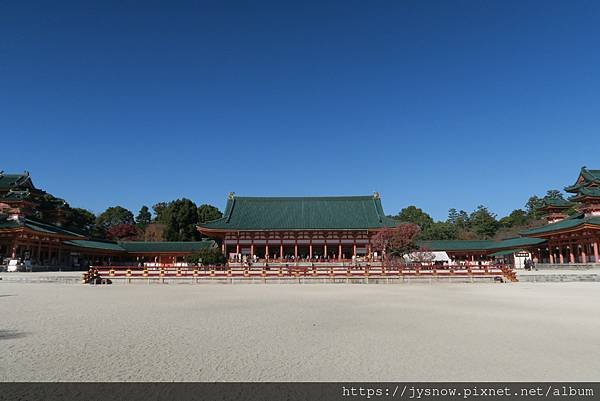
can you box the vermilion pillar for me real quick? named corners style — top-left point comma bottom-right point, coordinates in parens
top-left (280, 242), bottom-right (283, 260)
top-left (338, 243), bottom-right (342, 261)
top-left (594, 241), bottom-right (599, 263)
top-left (569, 246), bottom-right (575, 264)
top-left (581, 245), bottom-right (587, 264)
top-left (559, 248), bottom-right (564, 264)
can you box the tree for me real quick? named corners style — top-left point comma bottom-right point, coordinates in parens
top-left (96, 206), bottom-right (135, 231)
top-left (152, 202), bottom-right (169, 223)
top-left (186, 248), bottom-right (226, 266)
top-left (197, 204), bottom-right (223, 224)
top-left (499, 209), bottom-right (530, 228)
top-left (136, 206), bottom-right (152, 228)
top-left (421, 221), bottom-right (458, 240)
top-left (162, 198), bottom-right (199, 241)
top-left (141, 223), bottom-right (166, 241)
top-left (371, 223), bottom-right (421, 264)
top-left (63, 207), bottom-right (96, 235)
top-left (525, 195), bottom-right (544, 219)
top-left (106, 223), bottom-right (139, 240)
top-left (447, 208), bottom-right (470, 230)
top-left (469, 205), bottom-right (499, 239)
top-left (394, 206), bottom-right (434, 232)
top-left (545, 189), bottom-right (564, 200)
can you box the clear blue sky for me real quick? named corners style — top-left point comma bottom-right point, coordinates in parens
top-left (1, 1), bottom-right (599, 220)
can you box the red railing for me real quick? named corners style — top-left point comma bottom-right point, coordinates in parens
top-left (88, 263), bottom-right (516, 282)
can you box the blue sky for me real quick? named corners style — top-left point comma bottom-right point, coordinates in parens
top-left (1, 1), bottom-right (599, 220)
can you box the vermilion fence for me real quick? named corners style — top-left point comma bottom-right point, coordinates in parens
top-left (89, 264), bottom-right (517, 282)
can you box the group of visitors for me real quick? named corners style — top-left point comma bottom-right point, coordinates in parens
top-left (524, 258), bottom-right (536, 270)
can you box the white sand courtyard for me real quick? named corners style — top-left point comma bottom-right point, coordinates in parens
top-left (1, 281), bottom-right (599, 382)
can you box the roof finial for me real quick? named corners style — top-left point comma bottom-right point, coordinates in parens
top-left (373, 191), bottom-right (380, 199)
top-left (228, 192), bottom-right (235, 200)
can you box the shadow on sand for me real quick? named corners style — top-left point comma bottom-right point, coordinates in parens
top-left (0, 330), bottom-right (28, 340)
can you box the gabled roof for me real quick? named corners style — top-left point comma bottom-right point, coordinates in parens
top-left (64, 239), bottom-right (127, 252)
top-left (198, 194), bottom-right (398, 231)
top-left (565, 167), bottom-right (600, 193)
top-left (118, 241), bottom-right (216, 253)
top-left (568, 187), bottom-right (600, 202)
top-left (0, 217), bottom-right (85, 238)
top-left (0, 189), bottom-right (32, 201)
top-left (420, 237), bottom-right (546, 252)
top-left (538, 197), bottom-right (573, 209)
top-left (521, 213), bottom-right (600, 236)
top-left (0, 172), bottom-right (35, 191)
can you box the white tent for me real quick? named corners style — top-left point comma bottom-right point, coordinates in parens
top-left (404, 251), bottom-right (451, 263)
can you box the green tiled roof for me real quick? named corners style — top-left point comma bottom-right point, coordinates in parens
top-left (199, 194), bottom-right (398, 231)
top-left (0, 217), bottom-right (84, 238)
top-left (64, 240), bottom-right (126, 252)
top-left (565, 167), bottom-right (600, 193)
top-left (0, 173), bottom-right (34, 190)
top-left (490, 249), bottom-right (519, 257)
top-left (420, 237), bottom-right (546, 252)
top-left (419, 240), bottom-right (493, 251)
top-left (0, 189), bottom-right (32, 201)
top-left (0, 219), bottom-right (21, 230)
top-left (568, 187), bottom-right (600, 201)
top-left (539, 197), bottom-right (572, 208)
top-left (64, 240), bottom-right (217, 253)
top-left (521, 214), bottom-right (600, 235)
top-left (118, 241), bottom-right (216, 253)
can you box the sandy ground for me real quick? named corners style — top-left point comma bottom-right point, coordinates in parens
top-left (1, 282), bottom-right (599, 382)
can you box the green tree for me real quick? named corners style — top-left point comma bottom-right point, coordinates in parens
top-left (197, 204), bottom-right (223, 224)
top-left (545, 189), bottom-right (564, 200)
top-left (469, 205), bottom-right (499, 239)
top-left (525, 195), bottom-right (544, 219)
top-left (64, 207), bottom-right (97, 235)
top-left (136, 205), bottom-right (152, 228)
top-left (499, 209), bottom-right (530, 228)
top-left (421, 221), bottom-right (458, 240)
top-left (96, 206), bottom-right (135, 231)
top-left (395, 206), bottom-right (434, 232)
top-left (152, 202), bottom-right (169, 223)
top-left (186, 248), bottom-right (226, 266)
top-left (447, 208), bottom-right (470, 230)
top-left (163, 198), bottom-right (199, 241)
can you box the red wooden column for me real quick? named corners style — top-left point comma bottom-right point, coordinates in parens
top-left (338, 243), bottom-right (342, 261)
top-left (594, 240), bottom-right (600, 263)
top-left (279, 237), bottom-right (283, 261)
top-left (265, 235), bottom-right (270, 260)
top-left (353, 240), bottom-right (357, 257)
top-left (559, 247), bottom-right (564, 264)
top-left (324, 241), bottom-right (328, 258)
top-left (549, 250), bottom-right (554, 264)
top-left (294, 234), bottom-right (298, 260)
top-left (581, 244), bottom-right (587, 264)
top-left (250, 235), bottom-right (255, 257)
top-left (11, 239), bottom-right (17, 258)
top-left (569, 245), bottom-right (575, 264)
